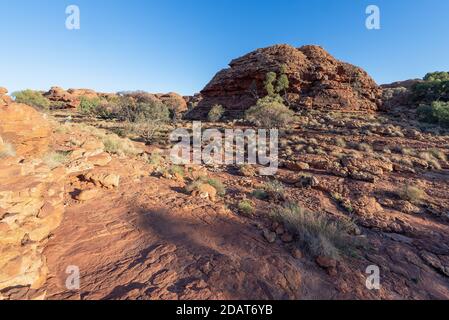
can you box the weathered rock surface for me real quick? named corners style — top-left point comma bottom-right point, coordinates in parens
top-left (0, 87), bottom-right (13, 106)
top-left (0, 103), bottom-right (51, 157)
top-left (188, 44), bottom-right (382, 119)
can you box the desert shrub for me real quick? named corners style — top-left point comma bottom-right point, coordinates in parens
top-left (0, 141), bottom-right (16, 158)
top-left (185, 176), bottom-right (226, 197)
top-left (168, 165), bottom-right (185, 177)
top-left (148, 152), bottom-right (163, 167)
top-left (207, 104), bottom-right (225, 122)
top-left (251, 189), bottom-right (269, 200)
top-left (13, 90), bottom-right (50, 110)
top-left (101, 134), bottom-right (141, 157)
top-left (238, 200), bottom-right (255, 216)
top-left (245, 95), bottom-right (294, 128)
top-left (119, 101), bottom-right (170, 123)
top-left (270, 202), bottom-right (358, 259)
top-left (204, 177), bottom-right (226, 196)
top-left (79, 96), bottom-right (102, 115)
top-left (263, 179), bottom-right (285, 201)
top-left (398, 184), bottom-right (425, 204)
top-left (43, 151), bottom-right (70, 169)
top-left (417, 101), bottom-right (449, 127)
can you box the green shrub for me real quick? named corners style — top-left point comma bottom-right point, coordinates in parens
top-left (251, 189), bottom-right (269, 200)
top-left (204, 177), bottom-right (226, 196)
top-left (270, 203), bottom-right (359, 259)
top-left (13, 90), bottom-right (50, 110)
top-left (79, 96), bottom-right (102, 114)
top-left (207, 104), bottom-right (225, 122)
top-left (238, 200), bottom-right (255, 216)
top-left (417, 101), bottom-right (449, 127)
top-left (245, 95), bottom-right (294, 128)
top-left (412, 72), bottom-right (449, 102)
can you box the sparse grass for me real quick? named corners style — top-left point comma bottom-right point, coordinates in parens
top-left (43, 151), bottom-right (70, 169)
top-left (0, 141), bottom-right (16, 158)
top-left (148, 152), bottom-right (163, 167)
top-left (264, 179), bottom-right (285, 201)
top-left (398, 184), bottom-right (426, 204)
top-left (168, 165), bottom-right (185, 177)
top-left (238, 200), bottom-right (254, 216)
top-left (270, 202), bottom-right (359, 259)
top-left (204, 177), bottom-right (226, 196)
top-left (101, 134), bottom-right (141, 157)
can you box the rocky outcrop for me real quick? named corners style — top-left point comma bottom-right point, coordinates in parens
top-left (188, 44), bottom-right (382, 119)
top-left (0, 103), bottom-right (51, 157)
top-left (44, 86), bottom-right (80, 108)
top-left (0, 157), bottom-right (65, 298)
top-left (0, 106), bottom-right (65, 298)
top-left (0, 87), bottom-right (13, 106)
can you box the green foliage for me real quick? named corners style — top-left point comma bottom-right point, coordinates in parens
top-left (251, 189), bottom-right (269, 200)
top-left (238, 200), bottom-right (255, 216)
top-left (423, 72), bottom-right (449, 82)
top-left (13, 90), bottom-right (50, 110)
top-left (275, 74), bottom-right (289, 94)
top-left (417, 101), bottom-right (449, 127)
top-left (264, 72), bottom-right (277, 96)
top-left (264, 71), bottom-right (290, 97)
top-left (207, 104), bottom-right (225, 122)
top-left (204, 177), bottom-right (226, 196)
top-left (79, 96), bottom-right (101, 114)
top-left (245, 95), bottom-right (294, 128)
top-left (413, 72), bottom-right (449, 103)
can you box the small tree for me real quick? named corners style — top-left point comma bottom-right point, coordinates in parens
top-left (264, 72), bottom-right (277, 96)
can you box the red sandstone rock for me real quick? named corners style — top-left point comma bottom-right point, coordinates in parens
top-left (188, 44), bottom-right (382, 119)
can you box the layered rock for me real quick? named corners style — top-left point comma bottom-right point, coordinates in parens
top-left (0, 105), bottom-right (65, 298)
top-left (188, 44), bottom-right (382, 119)
top-left (0, 158), bottom-right (65, 297)
top-left (0, 87), bottom-right (12, 106)
top-left (0, 103), bottom-right (51, 157)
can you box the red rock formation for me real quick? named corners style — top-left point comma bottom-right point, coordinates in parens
top-left (188, 44), bottom-right (382, 119)
top-left (0, 103), bottom-right (51, 157)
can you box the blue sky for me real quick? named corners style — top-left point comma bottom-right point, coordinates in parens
top-left (1, 0), bottom-right (448, 95)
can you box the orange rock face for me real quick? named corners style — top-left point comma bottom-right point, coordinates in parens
top-left (0, 87), bottom-right (13, 106)
top-left (0, 103), bottom-right (51, 157)
top-left (188, 44), bottom-right (382, 119)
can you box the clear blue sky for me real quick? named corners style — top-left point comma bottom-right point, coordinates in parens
top-left (1, 0), bottom-right (448, 95)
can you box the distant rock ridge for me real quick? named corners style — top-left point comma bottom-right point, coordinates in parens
top-left (187, 44), bottom-right (382, 119)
